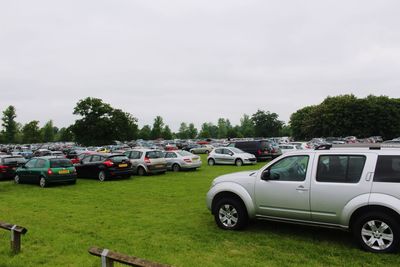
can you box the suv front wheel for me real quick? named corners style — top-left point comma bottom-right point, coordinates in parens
top-left (214, 198), bottom-right (248, 230)
top-left (353, 212), bottom-right (400, 253)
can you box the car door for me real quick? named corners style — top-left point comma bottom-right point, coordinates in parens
top-left (222, 149), bottom-right (235, 164)
top-left (19, 158), bottom-right (37, 182)
top-left (213, 149), bottom-right (225, 164)
top-left (310, 153), bottom-right (374, 224)
top-left (164, 152), bottom-right (173, 168)
top-left (89, 155), bottom-right (103, 177)
top-left (32, 159), bottom-right (47, 184)
top-left (127, 151), bottom-right (142, 172)
top-left (255, 154), bottom-right (313, 221)
top-left (76, 155), bottom-right (92, 177)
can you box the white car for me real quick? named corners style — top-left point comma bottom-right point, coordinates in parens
top-left (289, 142), bottom-right (311, 150)
top-left (207, 147), bottom-right (257, 166)
top-left (279, 144), bottom-right (302, 154)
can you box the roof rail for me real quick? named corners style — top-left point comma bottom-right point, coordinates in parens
top-left (314, 144), bottom-right (332, 150)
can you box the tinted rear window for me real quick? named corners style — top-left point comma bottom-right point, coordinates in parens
top-left (3, 157), bottom-right (26, 164)
top-left (109, 155), bottom-right (129, 163)
top-left (374, 156), bottom-right (400, 183)
top-left (50, 159), bottom-right (73, 168)
top-left (145, 151), bottom-right (164, 159)
top-left (317, 155), bottom-right (366, 183)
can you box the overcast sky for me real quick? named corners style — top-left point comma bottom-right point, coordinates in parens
top-left (1, 0), bottom-right (400, 131)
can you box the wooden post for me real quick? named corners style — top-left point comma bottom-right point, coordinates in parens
top-left (101, 249), bottom-right (114, 267)
top-left (10, 227), bottom-right (21, 254)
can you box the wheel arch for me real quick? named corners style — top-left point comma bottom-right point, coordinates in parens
top-left (349, 205), bottom-right (400, 231)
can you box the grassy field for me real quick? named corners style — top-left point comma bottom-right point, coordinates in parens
top-left (0, 155), bottom-right (400, 266)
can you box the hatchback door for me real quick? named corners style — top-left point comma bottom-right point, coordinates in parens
top-left (255, 154), bottom-right (313, 221)
top-left (310, 152), bottom-right (375, 225)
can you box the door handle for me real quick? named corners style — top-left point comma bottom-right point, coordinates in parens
top-left (296, 185), bottom-right (309, 192)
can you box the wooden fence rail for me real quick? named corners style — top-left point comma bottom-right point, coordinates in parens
top-left (88, 247), bottom-right (171, 267)
top-left (0, 221), bottom-right (28, 254)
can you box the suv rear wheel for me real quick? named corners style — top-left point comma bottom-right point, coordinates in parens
top-left (214, 198), bottom-right (248, 230)
top-left (353, 212), bottom-right (400, 253)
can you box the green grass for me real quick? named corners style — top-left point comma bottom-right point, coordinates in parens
top-left (0, 155), bottom-right (399, 266)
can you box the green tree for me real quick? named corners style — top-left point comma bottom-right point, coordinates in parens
top-left (22, 121), bottom-right (41, 143)
top-left (178, 122), bottom-right (189, 139)
top-left (41, 120), bottom-right (55, 142)
top-left (1, 105), bottom-right (18, 143)
top-left (57, 126), bottom-right (74, 142)
top-left (239, 114), bottom-right (255, 137)
top-left (139, 125), bottom-right (151, 140)
top-left (252, 110), bottom-right (283, 137)
top-left (151, 116), bottom-right (164, 140)
top-left (111, 109), bottom-right (139, 141)
top-left (162, 125), bottom-right (173, 140)
top-left (187, 123), bottom-right (198, 139)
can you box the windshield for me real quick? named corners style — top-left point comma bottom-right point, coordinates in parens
top-left (146, 151), bottom-right (164, 159)
top-left (50, 159), bottom-right (73, 168)
top-left (230, 147), bottom-right (245, 154)
top-left (3, 157), bottom-right (26, 164)
top-left (178, 151), bottom-right (192, 157)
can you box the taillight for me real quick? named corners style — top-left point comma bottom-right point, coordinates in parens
top-left (144, 157), bottom-right (151, 164)
top-left (47, 168), bottom-right (53, 175)
top-left (0, 165), bottom-right (8, 172)
top-left (184, 158), bottom-right (192, 163)
top-left (103, 160), bottom-right (114, 167)
top-left (257, 149), bottom-right (262, 155)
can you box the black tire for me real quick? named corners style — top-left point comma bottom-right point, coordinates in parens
top-left (172, 164), bottom-right (181, 172)
top-left (98, 171), bottom-right (106, 181)
top-left (14, 175), bottom-right (20, 184)
top-left (208, 158), bottom-right (215, 166)
top-left (235, 159), bottom-right (243, 166)
top-left (137, 167), bottom-right (146, 176)
top-left (205, 150), bottom-right (210, 154)
top-left (213, 197), bottom-right (248, 230)
top-left (39, 176), bottom-right (47, 188)
top-left (352, 212), bottom-right (400, 253)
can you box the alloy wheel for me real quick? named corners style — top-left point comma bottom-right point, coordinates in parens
top-left (218, 204), bottom-right (239, 228)
top-left (361, 220), bottom-right (394, 251)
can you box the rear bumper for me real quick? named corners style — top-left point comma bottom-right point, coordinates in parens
top-left (107, 169), bottom-right (134, 178)
top-left (47, 174), bottom-right (77, 183)
top-left (180, 161), bottom-right (202, 169)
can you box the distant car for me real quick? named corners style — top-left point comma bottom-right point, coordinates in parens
top-left (124, 149), bottom-right (167, 176)
top-left (289, 142), bottom-right (311, 150)
top-left (182, 143), bottom-right (200, 151)
top-left (164, 150), bottom-right (202, 171)
top-left (190, 145), bottom-right (214, 154)
top-left (75, 153), bottom-right (133, 181)
top-left (0, 155), bottom-right (26, 180)
top-left (278, 144), bottom-right (302, 154)
top-left (207, 147), bottom-right (257, 166)
top-left (15, 157), bottom-right (76, 187)
top-left (228, 140), bottom-right (282, 160)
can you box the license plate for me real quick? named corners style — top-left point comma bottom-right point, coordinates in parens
top-left (156, 165), bottom-right (164, 168)
top-left (59, 169), bottom-right (70, 174)
top-left (119, 164), bottom-right (128, 168)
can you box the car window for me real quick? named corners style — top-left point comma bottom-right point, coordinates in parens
top-left (229, 147), bottom-right (244, 154)
top-left (215, 149), bottom-right (223, 154)
top-left (109, 155), bottom-right (129, 163)
top-left (146, 151), bottom-right (164, 159)
top-left (177, 151), bottom-right (192, 157)
top-left (374, 156), bottom-right (400, 183)
top-left (3, 157), bottom-right (26, 164)
top-left (82, 156), bottom-right (92, 164)
top-left (25, 159), bottom-right (37, 168)
top-left (35, 159), bottom-right (47, 168)
top-left (317, 155), bottom-right (366, 183)
top-left (130, 151), bottom-right (142, 159)
top-left (91, 155), bottom-right (102, 162)
top-left (222, 149), bottom-right (233, 155)
top-left (268, 156), bottom-right (309, 181)
top-left (50, 159), bottom-right (73, 168)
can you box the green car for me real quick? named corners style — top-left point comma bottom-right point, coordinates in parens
top-left (15, 156), bottom-right (77, 188)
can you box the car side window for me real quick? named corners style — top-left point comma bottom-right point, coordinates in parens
top-left (130, 151), bottom-right (141, 159)
top-left (316, 155), bottom-right (366, 183)
top-left (215, 149), bottom-right (223, 154)
top-left (223, 149), bottom-right (233, 155)
top-left (35, 159), bottom-right (47, 168)
top-left (374, 156), bottom-right (400, 183)
top-left (82, 156), bottom-right (92, 164)
top-left (25, 159), bottom-right (37, 168)
top-left (268, 156), bottom-right (309, 181)
top-left (165, 152), bottom-right (172, 158)
top-left (91, 155), bottom-right (102, 162)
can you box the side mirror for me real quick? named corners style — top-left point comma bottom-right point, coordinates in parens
top-left (261, 170), bottom-right (270, 180)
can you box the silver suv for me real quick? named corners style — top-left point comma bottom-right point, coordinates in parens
top-left (124, 149), bottom-right (167, 175)
top-left (206, 146), bottom-right (400, 253)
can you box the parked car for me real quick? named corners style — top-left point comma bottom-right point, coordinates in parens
top-left (207, 147), bottom-right (257, 166)
top-left (164, 150), bottom-right (202, 171)
top-left (207, 145), bottom-right (400, 253)
top-left (289, 142), bottom-right (311, 150)
top-left (0, 155), bottom-right (26, 180)
top-left (15, 156), bottom-right (76, 187)
top-left (278, 144), bottom-right (302, 154)
top-left (227, 140), bottom-right (282, 160)
top-left (190, 144), bottom-right (214, 154)
top-left (75, 153), bottom-right (133, 181)
top-left (124, 149), bottom-right (167, 175)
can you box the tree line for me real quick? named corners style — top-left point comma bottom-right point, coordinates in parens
top-left (1, 95), bottom-right (399, 146)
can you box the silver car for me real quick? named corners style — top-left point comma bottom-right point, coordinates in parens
top-left (164, 150), bottom-right (202, 172)
top-left (206, 146), bottom-right (400, 253)
top-left (124, 149), bottom-right (167, 175)
top-left (207, 147), bottom-right (257, 166)
top-left (190, 144), bottom-right (214, 154)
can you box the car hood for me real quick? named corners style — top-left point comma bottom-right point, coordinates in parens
top-left (212, 170), bottom-right (257, 186)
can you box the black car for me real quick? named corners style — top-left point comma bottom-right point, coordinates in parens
top-left (0, 155), bottom-right (26, 180)
top-left (227, 140), bottom-right (282, 161)
top-left (75, 153), bottom-right (134, 181)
